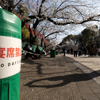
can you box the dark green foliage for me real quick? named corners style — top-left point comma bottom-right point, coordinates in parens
top-left (81, 26), bottom-right (98, 47)
top-left (60, 34), bottom-right (74, 45)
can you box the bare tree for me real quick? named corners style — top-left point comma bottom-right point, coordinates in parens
top-left (24, 0), bottom-right (100, 45)
top-left (0, 0), bottom-right (23, 12)
top-left (27, 0), bottom-right (100, 29)
top-left (1, 0), bottom-right (100, 28)
top-left (1, 0), bottom-right (100, 45)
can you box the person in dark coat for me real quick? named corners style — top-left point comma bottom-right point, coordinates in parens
top-left (62, 47), bottom-right (66, 56)
top-left (35, 45), bottom-right (41, 54)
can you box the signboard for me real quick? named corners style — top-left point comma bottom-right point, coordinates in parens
top-left (0, 36), bottom-right (21, 79)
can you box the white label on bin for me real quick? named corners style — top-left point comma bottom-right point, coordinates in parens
top-left (0, 36), bottom-right (21, 79)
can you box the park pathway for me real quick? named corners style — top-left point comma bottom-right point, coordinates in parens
top-left (20, 55), bottom-right (100, 100)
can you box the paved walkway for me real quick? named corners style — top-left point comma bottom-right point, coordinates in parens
top-left (66, 54), bottom-right (100, 71)
top-left (66, 54), bottom-right (100, 87)
top-left (20, 55), bottom-right (100, 100)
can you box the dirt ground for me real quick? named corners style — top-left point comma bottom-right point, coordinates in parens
top-left (20, 55), bottom-right (100, 100)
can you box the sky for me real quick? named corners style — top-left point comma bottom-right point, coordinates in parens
top-left (56, 0), bottom-right (100, 44)
top-left (17, 0), bottom-right (100, 44)
top-left (57, 22), bottom-right (100, 44)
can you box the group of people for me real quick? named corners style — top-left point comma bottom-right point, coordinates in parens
top-left (23, 44), bottom-right (46, 59)
top-left (78, 45), bottom-right (100, 57)
top-left (62, 44), bottom-right (100, 57)
top-left (62, 43), bottom-right (78, 57)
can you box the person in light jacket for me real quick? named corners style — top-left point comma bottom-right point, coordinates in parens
top-left (73, 44), bottom-right (78, 57)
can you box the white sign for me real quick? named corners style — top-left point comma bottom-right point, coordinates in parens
top-left (0, 36), bottom-right (21, 79)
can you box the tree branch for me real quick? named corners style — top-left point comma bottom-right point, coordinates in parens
top-left (47, 14), bottom-right (100, 25)
top-left (73, 6), bottom-right (85, 20)
top-left (80, 14), bottom-right (100, 24)
top-left (47, 17), bottom-right (75, 25)
top-left (13, 0), bottom-right (22, 9)
top-left (49, 36), bottom-right (57, 40)
top-left (38, 0), bottom-right (46, 14)
top-left (53, 0), bottom-right (67, 15)
top-left (45, 30), bottom-right (64, 38)
top-left (54, 4), bottom-right (88, 15)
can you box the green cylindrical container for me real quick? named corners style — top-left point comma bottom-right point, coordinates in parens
top-left (0, 9), bottom-right (21, 100)
top-left (50, 50), bottom-right (56, 57)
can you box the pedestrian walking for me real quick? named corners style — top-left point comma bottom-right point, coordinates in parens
top-left (73, 43), bottom-right (78, 57)
top-left (62, 47), bottom-right (66, 56)
top-left (98, 48), bottom-right (100, 57)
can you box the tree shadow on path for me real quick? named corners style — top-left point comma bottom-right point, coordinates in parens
top-left (25, 70), bottom-right (100, 88)
top-left (21, 59), bottom-right (43, 74)
top-left (23, 56), bottom-right (100, 88)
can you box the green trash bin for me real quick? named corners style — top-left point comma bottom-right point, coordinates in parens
top-left (0, 9), bottom-right (21, 100)
top-left (50, 50), bottom-right (56, 57)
